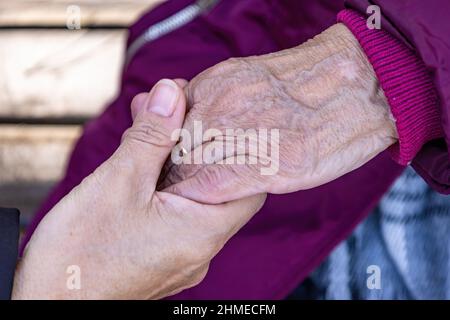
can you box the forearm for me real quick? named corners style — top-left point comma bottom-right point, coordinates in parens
top-left (11, 214), bottom-right (87, 300)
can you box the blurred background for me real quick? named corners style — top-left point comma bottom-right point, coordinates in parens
top-left (0, 0), bottom-right (162, 232)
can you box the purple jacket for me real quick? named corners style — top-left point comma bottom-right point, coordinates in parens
top-left (22, 0), bottom-right (450, 299)
top-left (345, 0), bottom-right (449, 193)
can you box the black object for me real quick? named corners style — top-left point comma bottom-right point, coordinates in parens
top-left (0, 208), bottom-right (20, 300)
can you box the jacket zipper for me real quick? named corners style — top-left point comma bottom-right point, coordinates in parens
top-left (126, 0), bottom-right (220, 64)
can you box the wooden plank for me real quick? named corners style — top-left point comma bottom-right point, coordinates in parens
top-left (0, 29), bottom-right (126, 119)
top-left (0, 125), bottom-right (81, 183)
top-left (0, 0), bottom-right (162, 27)
top-left (0, 125), bottom-right (81, 225)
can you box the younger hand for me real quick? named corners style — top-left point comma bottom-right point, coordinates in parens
top-left (13, 79), bottom-right (265, 300)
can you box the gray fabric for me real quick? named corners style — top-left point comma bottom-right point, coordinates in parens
top-left (295, 166), bottom-right (450, 300)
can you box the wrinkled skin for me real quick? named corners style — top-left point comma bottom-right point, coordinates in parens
top-left (12, 80), bottom-right (265, 300)
top-left (161, 24), bottom-right (398, 204)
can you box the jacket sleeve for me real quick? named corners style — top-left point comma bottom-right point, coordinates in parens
top-left (341, 0), bottom-right (450, 194)
top-left (0, 208), bottom-right (20, 300)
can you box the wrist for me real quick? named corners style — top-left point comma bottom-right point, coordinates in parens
top-left (301, 23), bottom-right (398, 148)
top-left (12, 246), bottom-right (82, 300)
top-left (337, 9), bottom-right (443, 165)
top-left (11, 224), bottom-right (88, 300)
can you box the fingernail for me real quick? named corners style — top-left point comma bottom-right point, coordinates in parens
top-left (146, 79), bottom-right (179, 117)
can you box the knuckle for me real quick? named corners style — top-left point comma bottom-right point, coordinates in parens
top-left (216, 57), bottom-right (242, 72)
top-left (193, 236), bottom-right (225, 263)
top-left (190, 265), bottom-right (209, 287)
top-left (187, 78), bottom-right (210, 106)
top-left (188, 58), bottom-right (243, 105)
top-left (189, 246), bottom-right (213, 265)
top-left (184, 81), bottom-right (196, 107)
top-left (176, 262), bottom-right (209, 291)
top-left (123, 118), bottom-right (173, 148)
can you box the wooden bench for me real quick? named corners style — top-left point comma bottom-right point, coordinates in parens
top-left (0, 0), bottom-right (162, 228)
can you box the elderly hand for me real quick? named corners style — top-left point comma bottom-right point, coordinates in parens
top-left (161, 24), bottom-right (398, 204)
top-left (12, 79), bottom-right (265, 300)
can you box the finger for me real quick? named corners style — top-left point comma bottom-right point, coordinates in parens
top-left (183, 82), bottom-right (195, 112)
top-left (117, 79), bottom-right (187, 190)
top-left (173, 78), bottom-right (188, 88)
top-left (164, 163), bottom-right (264, 204)
top-left (131, 80), bottom-right (187, 121)
top-left (130, 93), bottom-right (148, 121)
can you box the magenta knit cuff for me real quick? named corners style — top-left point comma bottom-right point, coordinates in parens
top-left (337, 9), bottom-right (443, 165)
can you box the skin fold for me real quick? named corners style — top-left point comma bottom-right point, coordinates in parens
top-left (162, 24), bottom-right (398, 204)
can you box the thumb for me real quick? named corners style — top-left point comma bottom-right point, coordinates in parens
top-left (118, 79), bottom-right (186, 189)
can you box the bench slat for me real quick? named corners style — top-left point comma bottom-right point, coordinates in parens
top-left (0, 125), bottom-right (80, 183)
top-left (0, 0), bottom-right (161, 27)
top-left (0, 124), bottom-right (81, 223)
top-left (0, 30), bottom-right (126, 119)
